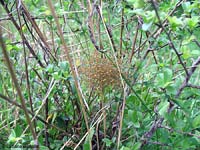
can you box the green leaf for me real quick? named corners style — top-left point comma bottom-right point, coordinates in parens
top-left (6, 44), bottom-right (20, 51)
top-left (134, 0), bottom-right (145, 8)
top-left (181, 45), bottom-right (200, 59)
top-left (59, 61), bottom-right (69, 71)
top-left (102, 138), bottom-right (112, 147)
top-left (182, 35), bottom-right (196, 45)
top-left (142, 22), bottom-right (153, 31)
top-left (14, 124), bottom-right (22, 137)
top-left (83, 127), bottom-right (94, 150)
top-left (120, 146), bottom-right (131, 150)
top-left (7, 129), bottom-right (22, 144)
top-left (158, 100), bottom-right (169, 117)
top-left (39, 146), bottom-right (49, 150)
top-left (127, 0), bottom-right (145, 9)
top-left (164, 68), bottom-right (173, 83)
top-left (128, 9), bottom-right (143, 16)
top-left (191, 50), bottom-right (200, 56)
top-left (128, 110), bottom-right (140, 128)
top-left (182, 2), bottom-right (192, 13)
top-left (186, 16), bottom-right (199, 29)
top-left (166, 85), bottom-right (176, 95)
top-left (156, 73), bottom-right (164, 87)
top-left (46, 64), bottom-right (54, 73)
top-left (52, 72), bottom-right (60, 80)
top-left (193, 115), bottom-right (200, 128)
top-left (156, 68), bottom-right (173, 88)
top-left (132, 142), bottom-right (142, 150)
top-left (168, 16), bottom-right (183, 30)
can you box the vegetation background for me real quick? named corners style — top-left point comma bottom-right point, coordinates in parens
top-left (0, 0), bottom-right (200, 149)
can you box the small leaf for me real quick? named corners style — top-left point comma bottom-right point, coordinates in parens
top-left (181, 46), bottom-right (191, 59)
top-left (59, 61), bottom-right (69, 71)
top-left (44, 9), bottom-right (51, 16)
top-left (14, 124), bottom-right (22, 137)
top-left (142, 22), bottom-right (153, 31)
top-left (83, 127), bottom-right (94, 150)
top-left (52, 72), bottom-right (60, 80)
top-left (182, 2), bottom-right (192, 13)
top-left (155, 73), bottom-right (164, 87)
top-left (102, 138), bottom-right (112, 147)
top-left (7, 129), bottom-right (22, 143)
top-left (128, 110), bottom-right (140, 128)
top-left (135, 0), bottom-right (145, 8)
top-left (120, 146), bottom-right (131, 150)
top-left (127, 0), bottom-right (144, 8)
top-left (164, 68), bottom-right (173, 83)
top-left (187, 16), bottom-right (199, 29)
top-left (182, 35), bottom-right (196, 45)
top-left (193, 115), bottom-right (200, 128)
top-left (39, 146), bottom-right (49, 150)
top-left (132, 142), bottom-right (142, 150)
top-left (191, 50), bottom-right (200, 56)
top-left (128, 9), bottom-right (143, 16)
top-left (158, 101), bottom-right (169, 117)
top-left (156, 68), bottom-right (173, 88)
top-left (168, 16), bottom-right (183, 30)
top-left (46, 64), bottom-right (54, 73)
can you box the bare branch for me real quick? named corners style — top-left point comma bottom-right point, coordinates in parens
top-left (176, 57), bottom-right (200, 97)
top-left (187, 84), bottom-right (200, 89)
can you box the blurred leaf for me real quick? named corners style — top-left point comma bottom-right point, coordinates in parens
top-left (83, 127), bottom-right (94, 150)
top-left (46, 64), bottom-right (54, 73)
top-left (168, 16), bottom-right (183, 30)
top-left (128, 110), bottom-right (140, 128)
top-left (127, 0), bottom-right (145, 8)
top-left (193, 115), bottom-right (200, 128)
top-left (7, 129), bottom-right (22, 144)
top-left (182, 2), bottom-right (192, 13)
top-left (132, 142), bottom-right (142, 150)
top-left (120, 146), bottom-right (131, 150)
top-left (156, 68), bottom-right (173, 88)
top-left (142, 22), bottom-right (153, 31)
top-left (186, 16), bottom-right (199, 29)
top-left (158, 100), bottom-right (169, 117)
top-left (14, 125), bottom-right (22, 137)
top-left (103, 138), bottom-right (112, 147)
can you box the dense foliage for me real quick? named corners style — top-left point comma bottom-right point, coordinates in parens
top-left (0, 0), bottom-right (200, 149)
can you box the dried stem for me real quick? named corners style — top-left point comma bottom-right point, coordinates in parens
top-left (47, 0), bottom-right (91, 148)
top-left (0, 27), bottom-right (38, 149)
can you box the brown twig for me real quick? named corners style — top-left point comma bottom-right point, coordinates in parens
top-left (21, 2), bottom-right (57, 62)
top-left (0, 0), bottom-right (45, 68)
top-left (16, 0), bottom-right (37, 135)
top-left (129, 21), bottom-right (139, 62)
top-left (186, 84), bottom-right (200, 89)
top-left (161, 125), bottom-right (200, 139)
top-left (47, 1), bottom-right (90, 149)
top-left (87, 1), bottom-right (104, 52)
top-left (119, 6), bottom-right (124, 57)
top-left (96, 5), bottom-right (117, 53)
top-left (151, 0), bottom-right (188, 76)
top-left (176, 56), bottom-right (200, 97)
